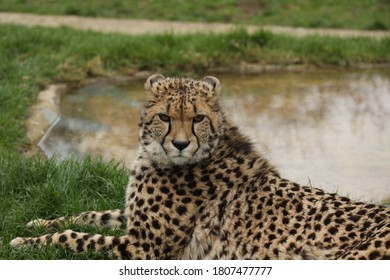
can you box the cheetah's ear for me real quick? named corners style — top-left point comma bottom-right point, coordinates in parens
top-left (203, 76), bottom-right (221, 96)
top-left (145, 74), bottom-right (166, 90)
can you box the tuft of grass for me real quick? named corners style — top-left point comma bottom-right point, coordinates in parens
top-left (382, 201), bottom-right (390, 208)
top-left (0, 0), bottom-right (389, 30)
top-left (0, 154), bottom-right (128, 259)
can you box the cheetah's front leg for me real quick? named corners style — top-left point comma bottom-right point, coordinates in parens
top-left (27, 209), bottom-right (127, 230)
top-left (10, 230), bottom-right (133, 259)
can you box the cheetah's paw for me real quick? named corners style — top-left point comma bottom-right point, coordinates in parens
top-left (10, 237), bottom-right (29, 248)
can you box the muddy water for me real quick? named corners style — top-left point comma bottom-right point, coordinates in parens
top-left (40, 70), bottom-right (390, 202)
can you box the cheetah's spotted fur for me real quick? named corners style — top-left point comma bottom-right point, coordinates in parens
top-left (11, 75), bottom-right (390, 259)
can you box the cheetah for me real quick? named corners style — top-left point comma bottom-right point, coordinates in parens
top-left (11, 74), bottom-right (390, 259)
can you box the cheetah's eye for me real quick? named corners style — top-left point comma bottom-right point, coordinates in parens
top-left (158, 114), bottom-right (170, 122)
top-left (193, 115), bottom-right (205, 123)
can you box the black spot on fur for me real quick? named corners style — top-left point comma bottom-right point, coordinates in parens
top-left (101, 213), bottom-right (111, 225)
top-left (136, 199), bottom-right (145, 207)
top-left (147, 187), bottom-right (154, 194)
top-left (87, 240), bottom-right (96, 250)
top-left (368, 251), bottom-right (380, 259)
top-left (152, 219), bottom-right (161, 229)
top-left (97, 237), bottom-right (105, 245)
top-left (58, 235), bottom-right (67, 243)
top-left (176, 205), bottom-right (187, 215)
top-left (328, 227), bottom-right (338, 235)
top-left (181, 197), bottom-right (192, 204)
top-left (374, 240), bottom-right (382, 248)
top-left (151, 204), bottom-right (159, 212)
top-left (117, 243), bottom-right (130, 259)
top-left (129, 229), bottom-right (139, 239)
top-left (76, 239), bottom-right (84, 252)
top-left (160, 186), bottom-right (170, 194)
top-left (165, 200), bottom-right (173, 208)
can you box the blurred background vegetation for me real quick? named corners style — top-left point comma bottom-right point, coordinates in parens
top-left (1, 0), bottom-right (389, 259)
top-left (0, 0), bottom-right (389, 30)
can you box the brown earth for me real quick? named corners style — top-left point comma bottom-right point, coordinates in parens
top-left (1, 12), bottom-right (389, 38)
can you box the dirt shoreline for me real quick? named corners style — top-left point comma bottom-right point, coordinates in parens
top-left (1, 12), bottom-right (390, 38)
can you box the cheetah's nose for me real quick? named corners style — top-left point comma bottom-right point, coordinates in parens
top-left (172, 140), bottom-right (190, 151)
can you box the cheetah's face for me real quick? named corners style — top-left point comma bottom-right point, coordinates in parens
top-left (139, 74), bottom-right (223, 166)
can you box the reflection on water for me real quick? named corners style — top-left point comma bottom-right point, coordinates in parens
top-left (40, 70), bottom-right (390, 202)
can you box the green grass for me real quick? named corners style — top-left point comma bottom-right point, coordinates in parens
top-left (0, 154), bottom-right (128, 259)
top-left (0, 0), bottom-right (389, 30)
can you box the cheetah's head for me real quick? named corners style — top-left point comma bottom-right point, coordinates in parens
top-left (139, 74), bottom-right (224, 166)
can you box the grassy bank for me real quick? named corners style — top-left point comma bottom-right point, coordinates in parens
top-left (0, 0), bottom-right (389, 30)
top-left (1, 23), bottom-right (390, 259)
top-left (1, 24), bottom-right (390, 152)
